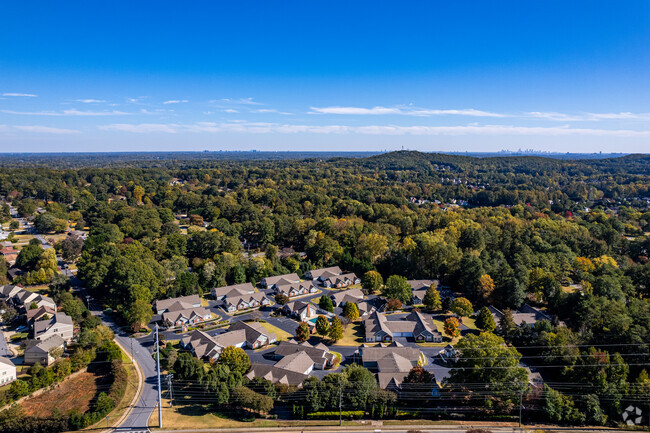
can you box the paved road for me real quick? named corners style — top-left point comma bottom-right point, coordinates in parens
top-left (80, 290), bottom-right (159, 431)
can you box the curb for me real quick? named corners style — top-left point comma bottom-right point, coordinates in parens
top-left (102, 337), bottom-right (145, 432)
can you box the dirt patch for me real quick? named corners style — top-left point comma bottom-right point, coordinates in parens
top-left (21, 370), bottom-right (109, 417)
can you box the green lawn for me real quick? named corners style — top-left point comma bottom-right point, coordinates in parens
top-left (150, 400), bottom-right (363, 430)
top-left (334, 321), bottom-right (366, 346)
top-left (462, 316), bottom-right (478, 331)
top-left (257, 321), bottom-right (293, 342)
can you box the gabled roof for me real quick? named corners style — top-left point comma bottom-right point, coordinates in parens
top-left (0, 357), bottom-right (15, 369)
top-left (361, 346), bottom-right (423, 364)
top-left (25, 334), bottom-right (65, 354)
top-left (229, 320), bottom-right (276, 345)
top-left (0, 284), bottom-right (22, 298)
top-left (309, 266), bottom-right (342, 279)
top-left (223, 292), bottom-right (269, 307)
top-left (376, 352), bottom-right (414, 372)
top-left (407, 279), bottom-right (437, 291)
top-left (283, 300), bottom-right (314, 315)
top-left (363, 311), bottom-right (441, 339)
top-left (181, 330), bottom-right (222, 359)
top-left (274, 351), bottom-right (314, 374)
top-left (274, 340), bottom-right (335, 364)
top-left (330, 288), bottom-right (363, 304)
top-left (154, 295), bottom-right (201, 313)
top-left (246, 363), bottom-right (308, 386)
top-left (408, 311), bottom-right (440, 338)
top-left (323, 273), bottom-right (359, 286)
top-left (162, 307), bottom-right (211, 324)
top-left (212, 329), bottom-right (247, 348)
top-left (263, 273), bottom-right (300, 286)
top-left (33, 312), bottom-right (73, 336)
top-left (26, 305), bottom-right (56, 322)
top-left (275, 281), bottom-right (316, 295)
top-left (212, 283), bottom-right (255, 298)
top-left (377, 372), bottom-right (409, 389)
top-left (15, 290), bottom-right (39, 304)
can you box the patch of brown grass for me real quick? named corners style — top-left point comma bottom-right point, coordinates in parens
top-left (21, 371), bottom-right (108, 417)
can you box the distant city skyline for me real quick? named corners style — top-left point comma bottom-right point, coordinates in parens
top-left (1, 1), bottom-right (649, 152)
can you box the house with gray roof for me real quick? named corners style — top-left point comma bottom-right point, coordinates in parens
top-left (34, 312), bottom-right (74, 342)
top-left (408, 279), bottom-right (438, 304)
top-left (261, 273), bottom-right (300, 289)
top-left (229, 320), bottom-right (277, 348)
top-left (274, 281), bottom-right (318, 298)
top-left (180, 330), bottom-right (224, 361)
top-left (320, 272), bottom-right (360, 289)
top-left (211, 283), bottom-right (255, 300)
top-left (358, 344), bottom-right (424, 390)
top-left (246, 349), bottom-right (317, 386)
top-left (26, 305), bottom-right (56, 325)
top-left (245, 363), bottom-right (309, 387)
top-left (273, 340), bottom-right (335, 369)
top-left (363, 311), bottom-right (442, 343)
top-left (162, 307), bottom-right (212, 327)
top-left (489, 304), bottom-right (553, 327)
top-left (305, 266), bottom-right (342, 280)
top-left (153, 294), bottom-right (202, 314)
top-left (281, 300), bottom-right (317, 321)
top-left (222, 292), bottom-right (271, 313)
top-left (330, 288), bottom-right (364, 307)
top-left (24, 335), bottom-right (65, 366)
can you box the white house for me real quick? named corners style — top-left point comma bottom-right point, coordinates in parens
top-left (0, 357), bottom-right (16, 385)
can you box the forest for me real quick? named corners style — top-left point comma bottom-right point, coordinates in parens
top-left (0, 151), bottom-right (649, 427)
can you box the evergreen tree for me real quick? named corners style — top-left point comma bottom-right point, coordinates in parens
top-left (328, 316), bottom-right (344, 342)
top-left (423, 283), bottom-right (441, 311)
top-left (476, 306), bottom-right (496, 331)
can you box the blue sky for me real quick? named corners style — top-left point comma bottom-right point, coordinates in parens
top-left (1, 1), bottom-right (649, 153)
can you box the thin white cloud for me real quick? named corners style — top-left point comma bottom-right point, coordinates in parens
top-left (309, 106), bottom-right (505, 117)
top-left (12, 125), bottom-right (80, 134)
top-left (528, 111), bottom-right (650, 121)
top-left (214, 97), bottom-right (262, 105)
top-left (310, 106), bottom-right (401, 115)
top-left (75, 99), bottom-right (106, 103)
top-left (163, 100), bottom-right (189, 105)
top-left (251, 108), bottom-right (294, 115)
top-left (223, 109), bottom-right (239, 113)
top-left (1, 109), bottom-right (130, 116)
top-left (98, 122), bottom-right (650, 137)
top-left (99, 123), bottom-right (179, 133)
top-left (2, 93), bottom-right (37, 97)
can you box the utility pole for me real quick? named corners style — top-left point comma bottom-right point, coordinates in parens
top-left (155, 324), bottom-right (163, 428)
top-left (338, 380), bottom-right (342, 426)
top-left (167, 373), bottom-right (174, 407)
top-left (130, 338), bottom-right (134, 363)
top-left (518, 383), bottom-right (524, 429)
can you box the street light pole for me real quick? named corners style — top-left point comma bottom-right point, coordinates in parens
top-left (338, 380), bottom-right (342, 427)
top-left (156, 324), bottom-right (163, 428)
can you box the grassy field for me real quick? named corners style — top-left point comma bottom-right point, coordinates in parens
top-left (149, 399), bottom-right (363, 430)
top-left (258, 321), bottom-right (292, 341)
top-left (462, 316), bottom-right (478, 330)
top-left (23, 285), bottom-right (50, 295)
top-left (334, 321), bottom-right (365, 346)
top-left (21, 370), bottom-right (108, 417)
